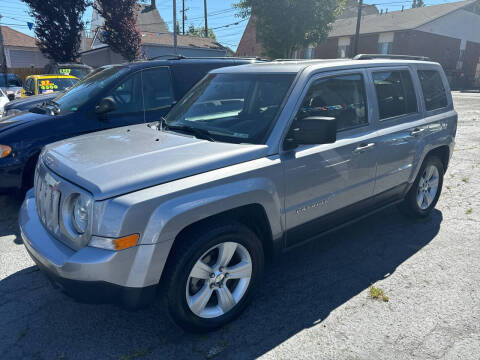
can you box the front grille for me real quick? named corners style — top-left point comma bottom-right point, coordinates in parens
top-left (35, 169), bottom-right (61, 235)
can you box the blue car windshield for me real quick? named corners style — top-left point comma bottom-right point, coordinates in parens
top-left (53, 66), bottom-right (128, 113)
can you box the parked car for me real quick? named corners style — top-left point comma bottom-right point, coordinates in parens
top-left (0, 73), bottom-right (23, 100)
top-left (0, 88), bottom-right (9, 114)
top-left (19, 56), bottom-right (456, 332)
top-left (44, 62), bottom-right (93, 79)
top-left (0, 57), bottom-right (263, 193)
top-left (21, 74), bottom-right (79, 97)
top-left (3, 66), bottom-right (111, 117)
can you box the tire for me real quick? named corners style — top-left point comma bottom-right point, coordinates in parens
top-left (399, 155), bottom-right (444, 218)
top-left (163, 221), bottom-right (264, 333)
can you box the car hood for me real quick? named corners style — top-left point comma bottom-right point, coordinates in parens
top-left (43, 123), bottom-right (269, 200)
top-left (6, 93), bottom-right (57, 111)
top-left (0, 111), bottom-right (52, 132)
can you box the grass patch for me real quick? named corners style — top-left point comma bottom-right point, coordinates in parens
top-left (462, 177), bottom-right (469, 183)
top-left (466, 208), bottom-right (473, 214)
top-left (369, 285), bottom-right (389, 302)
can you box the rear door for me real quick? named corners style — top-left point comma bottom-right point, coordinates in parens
top-left (283, 70), bottom-right (378, 248)
top-left (368, 67), bottom-right (424, 196)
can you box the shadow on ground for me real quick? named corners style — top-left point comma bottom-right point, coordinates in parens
top-left (0, 201), bottom-right (442, 360)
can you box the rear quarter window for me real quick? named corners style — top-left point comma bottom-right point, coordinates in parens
top-left (417, 70), bottom-right (448, 111)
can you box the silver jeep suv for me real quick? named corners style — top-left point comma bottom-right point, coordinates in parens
top-left (20, 57), bottom-right (457, 332)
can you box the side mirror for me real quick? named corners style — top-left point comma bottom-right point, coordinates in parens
top-left (7, 94), bottom-right (15, 101)
top-left (285, 116), bottom-right (337, 149)
top-left (95, 97), bottom-right (116, 115)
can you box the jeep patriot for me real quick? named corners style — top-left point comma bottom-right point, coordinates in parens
top-left (19, 57), bottom-right (457, 332)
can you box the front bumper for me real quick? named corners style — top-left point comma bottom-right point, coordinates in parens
top-left (19, 190), bottom-right (157, 309)
top-left (0, 156), bottom-right (23, 192)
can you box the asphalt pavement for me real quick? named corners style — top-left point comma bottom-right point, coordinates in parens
top-left (0, 92), bottom-right (479, 359)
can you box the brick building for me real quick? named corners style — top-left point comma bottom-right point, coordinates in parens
top-left (236, 0), bottom-right (480, 87)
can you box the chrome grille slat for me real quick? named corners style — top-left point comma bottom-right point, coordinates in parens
top-left (35, 170), bottom-right (61, 234)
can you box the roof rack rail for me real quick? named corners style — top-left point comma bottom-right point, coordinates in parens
top-left (147, 55), bottom-right (268, 61)
top-left (353, 54), bottom-right (431, 61)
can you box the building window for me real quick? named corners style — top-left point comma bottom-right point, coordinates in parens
top-left (337, 37), bottom-right (351, 58)
top-left (378, 32), bottom-right (394, 54)
top-left (305, 45), bottom-right (315, 59)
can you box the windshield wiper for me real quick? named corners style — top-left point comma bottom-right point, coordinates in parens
top-left (160, 121), bottom-right (215, 142)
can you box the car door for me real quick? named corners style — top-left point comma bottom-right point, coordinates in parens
top-left (368, 67), bottom-right (424, 196)
top-left (98, 70), bottom-right (144, 129)
top-left (141, 66), bottom-right (175, 122)
top-left (282, 70), bottom-right (378, 248)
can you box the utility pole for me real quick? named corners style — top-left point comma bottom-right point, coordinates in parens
top-left (203, 0), bottom-right (208, 38)
top-left (181, 0), bottom-right (185, 35)
top-left (173, 0), bottom-right (177, 54)
top-left (0, 15), bottom-right (8, 90)
top-left (353, 0), bottom-right (363, 56)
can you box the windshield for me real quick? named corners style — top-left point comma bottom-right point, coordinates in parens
top-left (37, 78), bottom-right (78, 94)
top-left (166, 73), bottom-right (296, 144)
top-left (59, 67), bottom-right (91, 79)
top-left (0, 74), bottom-right (22, 87)
top-left (52, 66), bottom-right (128, 113)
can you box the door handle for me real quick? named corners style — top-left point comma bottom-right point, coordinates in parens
top-left (410, 128), bottom-right (425, 136)
top-left (353, 142), bottom-right (376, 153)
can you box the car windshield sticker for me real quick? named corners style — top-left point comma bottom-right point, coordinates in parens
top-left (39, 80), bottom-right (59, 94)
top-left (59, 68), bottom-right (71, 75)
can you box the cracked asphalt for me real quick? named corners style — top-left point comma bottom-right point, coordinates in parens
top-left (1, 92), bottom-right (479, 360)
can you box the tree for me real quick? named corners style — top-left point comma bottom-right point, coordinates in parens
top-left (186, 25), bottom-right (216, 40)
top-left (22, 0), bottom-right (90, 62)
top-left (235, 0), bottom-right (341, 59)
top-left (94, 0), bottom-right (143, 61)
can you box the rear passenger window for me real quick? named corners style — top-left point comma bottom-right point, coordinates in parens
top-left (417, 70), bottom-right (448, 111)
top-left (297, 74), bottom-right (368, 132)
top-left (373, 70), bottom-right (417, 120)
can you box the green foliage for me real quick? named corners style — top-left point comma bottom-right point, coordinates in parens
top-left (235, 0), bottom-right (341, 59)
top-left (94, 0), bottom-right (143, 62)
top-left (22, 0), bottom-right (90, 62)
top-left (186, 25), bottom-right (216, 40)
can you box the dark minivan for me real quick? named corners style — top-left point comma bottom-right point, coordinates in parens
top-left (0, 57), bottom-right (262, 193)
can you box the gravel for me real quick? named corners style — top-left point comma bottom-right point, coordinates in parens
top-left (0, 92), bottom-right (479, 360)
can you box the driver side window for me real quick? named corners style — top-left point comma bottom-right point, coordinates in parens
top-left (105, 72), bottom-right (143, 115)
top-left (296, 74), bottom-right (368, 132)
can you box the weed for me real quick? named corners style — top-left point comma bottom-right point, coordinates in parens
top-left (462, 177), bottom-right (469, 183)
top-left (466, 208), bottom-right (473, 214)
top-left (17, 328), bottom-right (29, 340)
top-left (369, 285), bottom-right (389, 302)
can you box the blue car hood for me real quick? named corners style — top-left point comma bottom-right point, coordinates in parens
top-left (42, 123), bottom-right (269, 200)
top-left (0, 111), bottom-right (52, 133)
top-left (5, 93), bottom-right (57, 111)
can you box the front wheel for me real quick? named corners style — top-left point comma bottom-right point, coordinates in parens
top-left (164, 222), bottom-right (264, 332)
top-left (399, 155), bottom-right (444, 218)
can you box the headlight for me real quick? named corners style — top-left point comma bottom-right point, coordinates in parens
top-left (5, 108), bottom-right (21, 117)
top-left (72, 194), bottom-right (90, 234)
top-left (0, 145), bottom-right (12, 158)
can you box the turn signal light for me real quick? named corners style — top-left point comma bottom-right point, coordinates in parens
top-left (90, 234), bottom-right (140, 251)
top-left (113, 234), bottom-right (139, 250)
top-left (0, 145), bottom-right (12, 158)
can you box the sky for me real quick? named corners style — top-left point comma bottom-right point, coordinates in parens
top-left (0, 0), bottom-right (469, 52)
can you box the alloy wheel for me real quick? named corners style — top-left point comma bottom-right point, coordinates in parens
top-left (416, 164), bottom-right (440, 210)
top-left (186, 241), bottom-right (252, 319)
